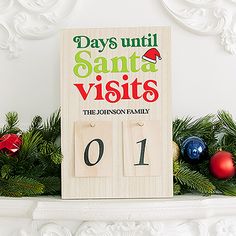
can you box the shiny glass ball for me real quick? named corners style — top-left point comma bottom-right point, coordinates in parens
top-left (181, 136), bottom-right (208, 164)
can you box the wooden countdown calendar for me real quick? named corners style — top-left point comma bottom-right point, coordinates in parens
top-left (61, 27), bottom-right (172, 199)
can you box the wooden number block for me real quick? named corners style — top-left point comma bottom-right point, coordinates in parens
top-left (123, 120), bottom-right (162, 177)
top-left (75, 121), bottom-right (113, 177)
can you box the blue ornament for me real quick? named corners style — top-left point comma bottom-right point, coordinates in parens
top-left (181, 136), bottom-right (208, 164)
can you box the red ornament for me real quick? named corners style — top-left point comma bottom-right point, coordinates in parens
top-left (0, 134), bottom-right (22, 155)
top-left (210, 151), bottom-right (235, 179)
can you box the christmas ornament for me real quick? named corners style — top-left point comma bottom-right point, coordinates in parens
top-left (172, 141), bottom-right (180, 161)
top-left (181, 136), bottom-right (208, 164)
top-left (0, 134), bottom-right (22, 155)
top-left (142, 48), bottom-right (162, 63)
top-left (210, 151), bottom-right (235, 179)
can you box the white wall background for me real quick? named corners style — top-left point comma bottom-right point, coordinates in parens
top-left (0, 0), bottom-right (236, 127)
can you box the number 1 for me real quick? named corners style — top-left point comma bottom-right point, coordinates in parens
top-left (134, 138), bottom-right (149, 166)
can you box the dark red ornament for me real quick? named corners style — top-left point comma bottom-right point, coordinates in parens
top-left (0, 134), bottom-right (22, 155)
top-left (210, 151), bottom-right (235, 179)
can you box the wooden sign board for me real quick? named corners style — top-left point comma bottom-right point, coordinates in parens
top-left (61, 27), bottom-right (172, 199)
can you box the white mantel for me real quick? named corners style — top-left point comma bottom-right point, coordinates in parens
top-left (1, 195), bottom-right (236, 236)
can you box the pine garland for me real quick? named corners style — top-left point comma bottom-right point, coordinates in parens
top-left (173, 110), bottom-right (236, 196)
top-left (0, 110), bottom-right (61, 196)
top-left (1, 109), bottom-right (236, 197)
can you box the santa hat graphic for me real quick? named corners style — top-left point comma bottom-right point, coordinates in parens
top-left (142, 48), bottom-right (162, 64)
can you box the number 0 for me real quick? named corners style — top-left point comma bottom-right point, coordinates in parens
top-left (84, 139), bottom-right (104, 166)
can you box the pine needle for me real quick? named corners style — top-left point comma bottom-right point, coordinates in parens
top-left (175, 161), bottom-right (216, 195)
top-left (38, 177), bottom-right (61, 195)
top-left (173, 115), bottom-right (217, 145)
top-left (0, 112), bottom-right (20, 135)
top-left (217, 111), bottom-right (236, 154)
top-left (173, 183), bottom-right (181, 195)
top-left (218, 111), bottom-right (236, 136)
top-left (0, 176), bottom-right (44, 197)
top-left (42, 110), bottom-right (61, 142)
top-left (40, 142), bottom-right (62, 164)
top-left (1, 165), bottom-right (11, 179)
top-left (213, 181), bottom-right (236, 196)
top-left (29, 116), bottom-right (43, 132)
top-left (18, 132), bottom-right (43, 159)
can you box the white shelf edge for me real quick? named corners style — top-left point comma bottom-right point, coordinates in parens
top-left (0, 195), bottom-right (236, 221)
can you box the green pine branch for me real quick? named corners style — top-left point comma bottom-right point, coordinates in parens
top-left (38, 176), bottom-right (61, 195)
top-left (174, 161), bottom-right (216, 195)
top-left (173, 117), bottom-right (192, 143)
top-left (173, 182), bottom-right (181, 195)
top-left (173, 115), bottom-right (215, 141)
top-left (41, 110), bottom-right (61, 142)
top-left (0, 176), bottom-right (44, 197)
top-left (217, 111), bottom-right (236, 155)
top-left (0, 112), bottom-right (20, 135)
top-left (39, 141), bottom-right (62, 164)
top-left (213, 180), bottom-right (236, 196)
top-left (0, 151), bottom-right (18, 168)
top-left (18, 132), bottom-right (43, 160)
top-left (173, 115), bottom-right (218, 155)
top-left (29, 115), bottom-right (43, 133)
top-left (218, 110), bottom-right (236, 137)
top-left (1, 164), bottom-right (11, 179)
